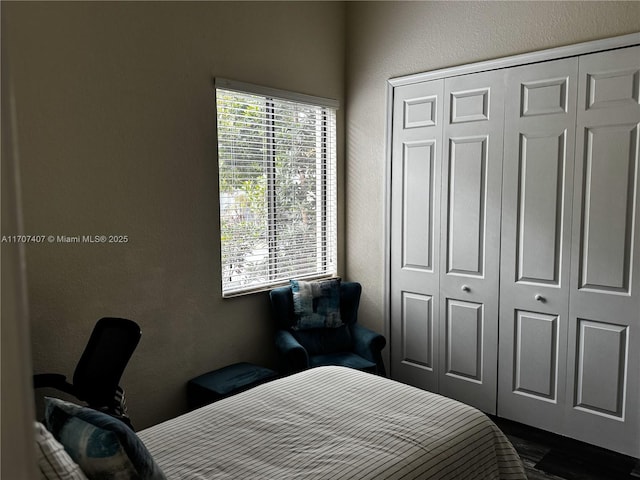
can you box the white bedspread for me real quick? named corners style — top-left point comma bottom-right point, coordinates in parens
top-left (139, 366), bottom-right (526, 479)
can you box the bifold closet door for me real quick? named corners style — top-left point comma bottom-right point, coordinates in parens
top-left (498, 58), bottom-right (578, 432)
top-left (390, 80), bottom-right (444, 392)
top-left (437, 70), bottom-right (504, 414)
top-left (565, 45), bottom-right (640, 457)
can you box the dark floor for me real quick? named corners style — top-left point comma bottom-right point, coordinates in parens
top-left (491, 416), bottom-right (640, 480)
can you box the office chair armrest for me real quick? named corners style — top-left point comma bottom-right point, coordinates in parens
top-left (351, 324), bottom-right (387, 376)
top-left (275, 330), bottom-right (309, 374)
top-left (33, 373), bottom-right (76, 396)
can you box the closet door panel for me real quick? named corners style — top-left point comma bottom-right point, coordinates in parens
top-left (498, 58), bottom-right (578, 432)
top-left (402, 141), bottom-right (437, 270)
top-left (445, 299), bottom-right (483, 378)
top-left (516, 132), bottom-right (567, 283)
top-left (438, 70), bottom-right (504, 414)
top-left (446, 136), bottom-right (486, 274)
top-left (400, 293), bottom-right (435, 370)
top-left (574, 319), bottom-right (627, 416)
top-left (578, 124), bottom-right (636, 291)
top-left (390, 80), bottom-right (444, 391)
top-left (513, 310), bottom-right (559, 400)
top-left (566, 46), bottom-right (640, 457)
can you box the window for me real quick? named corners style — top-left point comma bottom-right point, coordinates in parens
top-left (215, 79), bottom-right (338, 297)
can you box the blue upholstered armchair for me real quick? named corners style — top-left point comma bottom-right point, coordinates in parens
top-left (269, 280), bottom-right (386, 376)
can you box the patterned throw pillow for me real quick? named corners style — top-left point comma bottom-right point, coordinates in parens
top-left (44, 397), bottom-right (165, 480)
top-left (290, 278), bottom-right (343, 330)
top-left (35, 421), bottom-right (89, 480)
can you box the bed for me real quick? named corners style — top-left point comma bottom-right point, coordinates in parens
top-left (138, 366), bottom-right (526, 479)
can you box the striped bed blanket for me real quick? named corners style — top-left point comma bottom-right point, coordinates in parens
top-left (139, 366), bottom-right (526, 479)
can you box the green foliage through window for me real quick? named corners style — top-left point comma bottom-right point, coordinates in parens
top-left (216, 84), bottom-right (337, 296)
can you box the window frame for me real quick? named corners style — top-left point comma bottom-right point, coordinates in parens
top-left (215, 78), bottom-right (339, 297)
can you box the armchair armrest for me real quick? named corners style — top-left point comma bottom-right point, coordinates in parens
top-left (275, 330), bottom-right (309, 374)
top-left (351, 324), bottom-right (387, 376)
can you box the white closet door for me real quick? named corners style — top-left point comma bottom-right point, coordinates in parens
top-left (498, 58), bottom-right (578, 432)
top-left (565, 45), bottom-right (640, 457)
top-left (437, 70), bottom-right (504, 413)
top-left (390, 80), bottom-right (444, 392)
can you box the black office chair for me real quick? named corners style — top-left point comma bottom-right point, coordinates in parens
top-left (33, 317), bottom-right (141, 428)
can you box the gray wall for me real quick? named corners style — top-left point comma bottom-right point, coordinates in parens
top-left (2, 1), bottom-right (346, 430)
top-left (344, 1), bottom-right (640, 355)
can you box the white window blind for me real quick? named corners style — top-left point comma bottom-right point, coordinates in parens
top-left (216, 79), bottom-right (338, 297)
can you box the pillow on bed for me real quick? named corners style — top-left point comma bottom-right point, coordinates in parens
top-left (35, 421), bottom-right (89, 480)
top-left (44, 397), bottom-right (165, 480)
top-left (290, 278), bottom-right (342, 330)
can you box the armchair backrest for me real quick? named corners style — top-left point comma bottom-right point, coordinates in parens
top-left (269, 281), bottom-right (362, 330)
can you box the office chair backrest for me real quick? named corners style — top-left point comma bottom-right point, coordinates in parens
top-left (72, 317), bottom-right (141, 408)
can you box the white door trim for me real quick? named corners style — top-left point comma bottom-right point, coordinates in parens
top-left (388, 33), bottom-right (640, 87)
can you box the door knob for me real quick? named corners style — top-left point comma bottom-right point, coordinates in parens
top-left (461, 285), bottom-right (470, 292)
top-left (535, 294), bottom-right (545, 302)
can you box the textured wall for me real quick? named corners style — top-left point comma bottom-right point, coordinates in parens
top-left (345, 1), bottom-right (640, 357)
top-left (2, 1), bottom-right (345, 429)
top-left (1, 23), bottom-right (38, 477)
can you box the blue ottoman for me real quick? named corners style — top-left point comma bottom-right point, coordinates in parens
top-left (187, 362), bottom-right (278, 409)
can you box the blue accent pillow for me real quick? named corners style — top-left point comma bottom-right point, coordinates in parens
top-left (290, 278), bottom-right (343, 330)
top-left (44, 397), bottom-right (166, 480)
